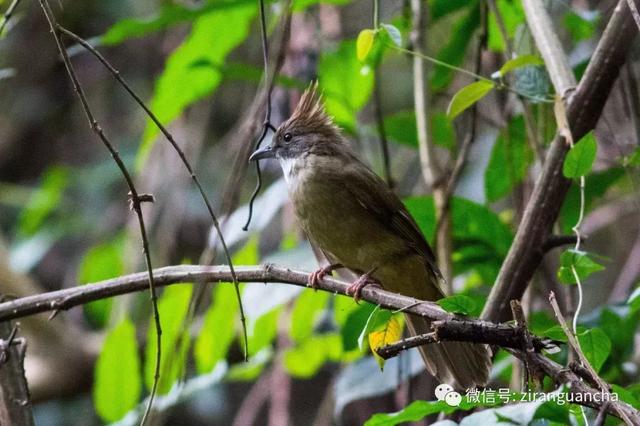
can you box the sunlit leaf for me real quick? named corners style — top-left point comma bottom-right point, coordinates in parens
top-left (357, 306), bottom-right (391, 352)
top-left (356, 29), bottom-right (376, 62)
top-left (94, 318), bottom-right (141, 423)
top-left (247, 307), bottom-right (280, 357)
top-left (368, 316), bottom-right (402, 369)
top-left (283, 334), bottom-right (342, 378)
top-left (557, 249), bottom-right (604, 285)
top-left (446, 80), bottom-right (495, 120)
top-left (319, 39), bottom-right (375, 130)
top-left (628, 286), bottom-right (640, 313)
top-left (487, 0), bottom-right (525, 52)
top-left (292, 0), bottom-right (350, 12)
top-left (290, 288), bottom-right (330, 343)
top-left (496, 54), bottom-right (544, 77)
top-left (485, 116), bottom-right (533, 202)
top-left (563, 132), bottom-right (597, 178)
top-left (144, 284), bottom-right (193, 394)
top-left (194, 284), bottom-right (238, 373)
top-left (137, 4), bottom-right (256, 169)
top-left (78, 235), bottom-right (124, 327)
top-left (578, 327), bottom-right (610, 373)
top-left (437, 295), bottom-right (478, 316)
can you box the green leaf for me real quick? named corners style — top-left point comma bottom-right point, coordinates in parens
top-left (383, 111), bottom-right (453, 150)
top-left (365, 398), bottom-right (482, 426)
top-left (340, 301), bottom-right (376, 352)
top-left (612, 384), bottom-right (640, 410)
top-left (487, 0), bottom-right (525, 52)
top-left (380, 24), bottom-right (402, 47)
top-left (100, 0), bottom-right (258, 46)
top-left (356, 29), bottom-right (376, 62)
top-left (194, 284), bottom-right (238, 373)
top-left (485, 116), bottom-right (533, 202)
top-left (563, 132), bottom-right (598, 178)
top-left (283, 334), bottom-right (342, 378)
top-left (431, 2), bottom-right (480, 91)
top-left (497, 54), bottom-right (544, 77)
top-left (144, 284), bottom-right (193, 394)
top-left (578, 327), bottom-right (611, 373)
top-left (624, 147), bottom-right (640, 167)
top-left (319, 39), bottom-right (374, 130)
top-left (437, 295), bottom-right (478, 316)
top-left (290, 289), bottom-right (330, 343)
top-left (557, 249), bottom-right (604, 285)
top-left (17, 166), bottom-right (69, 237)
top-left (541, 325), bottom-right (568, 343)
top-left (446, 80), bottom-right (495, 120)
top-left (430, 0), bottom-right (470, 20)
top-left (247, 307), bottom-right (280, 357)
top-left (136, 3), bottom-right (256, 170)
top-left (77, 235), bottom-right (124, 327)
top-left (292, 0), bottom-right (350, 12)
top-left (94, 318), bottom-right (141, 423)
top-left (564, 12), bottom-right (599, 43)
top-left (628, 286), bottom-right (640, 314)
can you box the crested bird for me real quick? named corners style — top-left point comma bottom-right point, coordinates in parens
top-left (250, 83), bottom-right (491, 389)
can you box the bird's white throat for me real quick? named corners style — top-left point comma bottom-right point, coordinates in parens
top-left (278, 156), bottom-right (301, 185)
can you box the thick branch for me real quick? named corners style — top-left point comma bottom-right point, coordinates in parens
top-left (483, 0), bottom-right (639, 322)
top-left (0, 323), bottom-right (33, 426)
top-left (0, 264), bottom-right (453, 323)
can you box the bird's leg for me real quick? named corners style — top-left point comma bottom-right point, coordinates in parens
top-left (308, 263), bottom-right (343, 290)
top-left (346, 268), bottom-right (381, 303)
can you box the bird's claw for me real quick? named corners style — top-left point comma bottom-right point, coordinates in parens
top-left (346, 274), bottom-right (380, 303)
top-left (308, 263), bottom-right (342, 290)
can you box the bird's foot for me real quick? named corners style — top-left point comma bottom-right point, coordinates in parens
top-left (308, 263), bottom-right (343, 290)
top-left (346, 273), bottom-right (380, 303)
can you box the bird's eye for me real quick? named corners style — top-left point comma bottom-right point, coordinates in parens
top-left (283, 133), bottom-right (292, 142)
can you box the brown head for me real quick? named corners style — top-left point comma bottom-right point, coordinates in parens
top-left (249, 82), bottom-right (346, 162)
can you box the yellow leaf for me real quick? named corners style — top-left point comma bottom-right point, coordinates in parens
top-left (368, 316), bottom-right (402, 370)
top-left (356, 29), bottom-right (376, 62)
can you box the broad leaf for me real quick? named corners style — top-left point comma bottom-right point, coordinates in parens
top-left (290, 288), bottom-right (330, 343)
top-left (437, 295), bottom-right (478, 316)
top-left (144, 284), bottom-right (193, 394)
top-left (17, 166), bottom-right (69, 237)
top-left (319, 39), bottom-right (374, 130)
top-left (496, 54), bottom-right (544, 77)
top-left (578, 327), bottom-right (611, 373)
top-left (94, 318), bottom-right (141, 423)
top-left (557, 249), bottom-right (604, 285)
top-left (563, 132), bottom-right (598, 178)
top-left (383, 111), bottom-right (453, 149)
top-left (446, 80), bottom-right (495, 120)
top-left (381, 24), bottom-right (402, 47)
top-left (137, 4), bottom-right (256, 169)
top-left (194, 283), bottom-right (238, 373)
top-left (484, 116), bottom-right (533, 202)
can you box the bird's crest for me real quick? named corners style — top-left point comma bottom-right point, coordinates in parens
top-left (284, 82), bottom-right (337, 134)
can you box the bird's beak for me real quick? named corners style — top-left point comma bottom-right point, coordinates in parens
top-left (249, 144), bottom-right (275, 161)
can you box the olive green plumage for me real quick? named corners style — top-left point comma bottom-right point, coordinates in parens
top-left (251, 83), bottom-right (491, 389)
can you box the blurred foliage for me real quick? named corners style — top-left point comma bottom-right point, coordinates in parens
top-left (1, 0), bottom-right (638, 424)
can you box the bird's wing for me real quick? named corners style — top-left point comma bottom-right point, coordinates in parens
top-left (327, 157), bottom-right (441, 277)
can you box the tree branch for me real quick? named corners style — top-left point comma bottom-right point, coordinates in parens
top-left (482, 0), bottom-right (640, 322)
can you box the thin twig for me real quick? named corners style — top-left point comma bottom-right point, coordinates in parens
top-left (626, 0), bottom-right (640, 30)
top-left (54, 24), bottom-right (248, 363)
top-left (243, 0), bottom-right (277, 231)
top-left (37, 2), bottom-right (161, 423)
top-left (549, 292), bottom-right (633, 424)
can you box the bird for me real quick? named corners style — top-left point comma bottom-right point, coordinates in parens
top-left (249, 82), bottom-right (491, 390)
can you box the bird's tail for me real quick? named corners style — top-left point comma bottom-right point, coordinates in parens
top-left (405, 315), bottom-right (491, 390)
